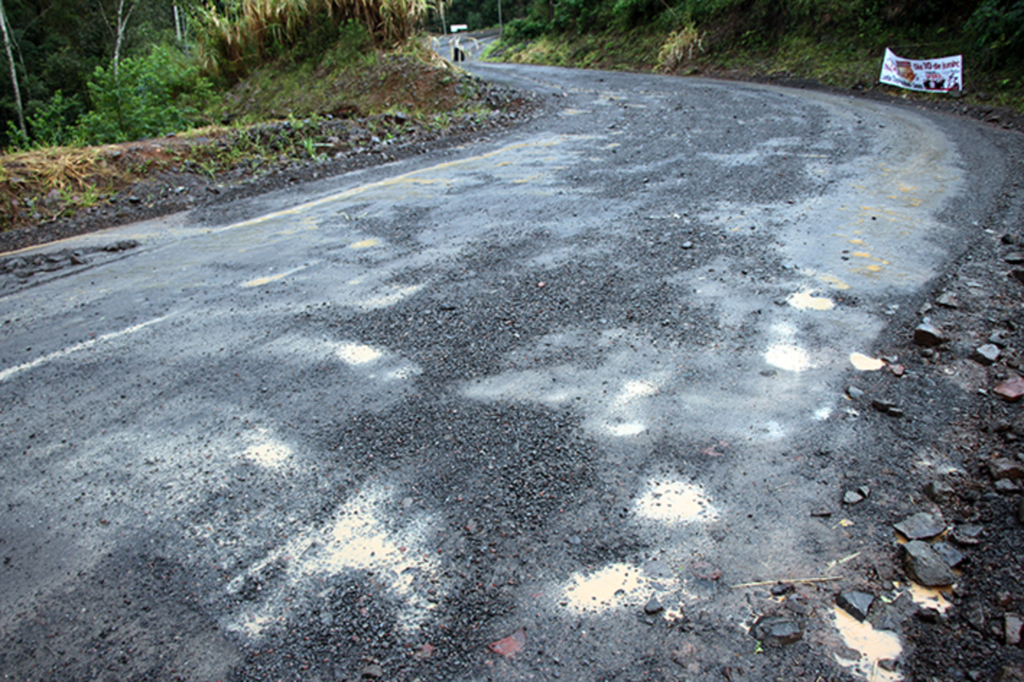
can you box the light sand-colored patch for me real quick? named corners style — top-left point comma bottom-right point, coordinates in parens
top-left (243, 428), bottom-right (292, 469)
top-left (907, 582), bottom-right (951, 613)
top-left (358, 284), bottom-right (424, 311)
top-left (614, 379), bottom-right (660, 406)
top-left (241, 265), bottom-right (307, 288)
top-left (818, 273), bottom-right (852, 290)
top-left (634, 477), bottom-right (718, 524)
top-left (562, 563), bottom-right (653, 613)
top-left (832, 607), bottom-right (902, 682)
top-left (606, 421), bottom-right (646, 437)
top-left (227, 484), bottom-right (439, 637)
top-left (850, 353), bottom-right (885, 371)
top-left (788, 291), bottom-right (835, 311)
top-left (335, 342), bottom-right (383, 365)
top-left (765, 344), bottom-right (812, 372)
top-left (350, 238), bottom-right (381, 249)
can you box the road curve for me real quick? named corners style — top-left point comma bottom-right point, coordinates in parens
top-left (2, 64), bottom-right (1021, 681)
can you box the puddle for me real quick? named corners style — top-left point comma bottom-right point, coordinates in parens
top-left (562, 563), bottom-right (654, 613)
top-left (832, 606), bottom-right (902, 682)
top-left (906, 582), bottom-right (951, 613)
top-left (788, 291), bottom-right (835, 311)
top-left (634, 477), bottom-right (718, 524)
top-left (335, 342), bottom-right (383, 365)
top-left (850, 353), bottom-right (885, 371)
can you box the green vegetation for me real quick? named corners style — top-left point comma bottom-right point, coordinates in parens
top-left (0, 0), bottom-right (437, 149)
top-left (493, 0), bottom-right (1024, 110)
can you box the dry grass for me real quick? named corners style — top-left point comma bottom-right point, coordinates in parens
top-left (658, 23), bottom-right (704, 73)
top-left (195, 0), bottom-right (434, 78)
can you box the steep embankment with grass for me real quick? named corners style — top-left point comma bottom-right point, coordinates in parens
top-left (490, 0), bottom-right (1024, 114)
top-left (0, 0), bottom-right (537, 249)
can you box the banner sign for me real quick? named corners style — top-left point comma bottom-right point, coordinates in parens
top-left (879, 48), bottom-right (962, 93)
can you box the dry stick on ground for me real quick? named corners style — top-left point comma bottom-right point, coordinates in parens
top-left (730, 576), bottom-right (844, 589)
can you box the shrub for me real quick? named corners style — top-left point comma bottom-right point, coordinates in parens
top-left (966, 0), bottom-right (1024, 66)
top-left (74, 45), bottom-right (212, 145)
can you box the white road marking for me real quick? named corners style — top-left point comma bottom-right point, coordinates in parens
top-left (0, 314), bottom-right (173, 383)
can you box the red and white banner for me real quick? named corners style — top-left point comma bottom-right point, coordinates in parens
top-left (879, 48), bottom-right (962, 93)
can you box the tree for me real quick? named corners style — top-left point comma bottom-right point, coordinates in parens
top-left (96, 0), bottom-right (139, 76)
top-left (0, 0), bottom-right (24, 136)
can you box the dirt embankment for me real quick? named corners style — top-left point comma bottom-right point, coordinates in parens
top-left (0, 73), bottom-right (539, 255)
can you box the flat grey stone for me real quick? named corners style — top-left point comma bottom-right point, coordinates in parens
top-left (752, 616), bottom-right (803, 646)
top-left (913, 322), bottom-right (945, 347)
top-left (843, 490), bottom-right (865, 505)
top-left (903, 540), bottom-right (957, 586)
top-left (894, 512), bottom-right (946, 540)
top-left (973, 344), bottom-right (1002, 365)
top-left (931, 541), bottom-right (965, 568)
top-left (837, 591), bottom-right (874, 621)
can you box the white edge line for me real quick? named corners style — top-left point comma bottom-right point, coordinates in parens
top-left (0, 314), bottom-right (174, 383)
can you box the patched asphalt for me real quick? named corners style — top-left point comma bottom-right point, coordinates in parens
top-left (2, 63), bottom-right (1023, 681)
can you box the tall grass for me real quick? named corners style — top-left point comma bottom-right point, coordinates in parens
top-left (194, 0), bottom-right (435, 80)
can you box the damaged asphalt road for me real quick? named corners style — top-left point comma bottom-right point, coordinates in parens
top-left (2, 63), bottom-right (1024, 681)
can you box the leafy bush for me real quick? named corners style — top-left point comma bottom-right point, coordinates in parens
top-left (27, 91), bottom-right (84, 147)
top-left (966, 0), bottom-right (1024, 66)
top-left (612, 0), bottom-right (665, 28)
top-left (74, 45), bottom-right (212, 145)
top-left (503, 17), bottom-right (550, 42)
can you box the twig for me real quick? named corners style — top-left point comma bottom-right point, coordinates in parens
top-left (731, 576), bottom-right (844, 589)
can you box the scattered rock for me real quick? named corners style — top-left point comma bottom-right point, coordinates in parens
top-left (936, 292), bottom-right (959, 308)
top-left (872, 399), bottom-right (903, 417)
top-left (995, 478), bottom-right (1021, 493)
top-left (810, 507), bottom-right (832, 517)
top-left (924, 480), bottom-right (955, 502)
top-left (1006, 613), bottom-right (1023, 646)
top-left (771, 583), bottom-right (794, 597)
top-left (913, 321), bottom-right (945, 347)
top-left (996, 664), bottom-right (1024, 681)
top-left (990, 330), bottom-right (1011, 347)
top-left (488, 628), bottom-right (526, 658)
top-left (751, 616), bottom-right (803, 646)
top-left (951, 524), bottom-right (985, 546)
top-left (994, 376), bottom-right (1024, 401)
top-left (931, 541), bottom-right (966, 568)
top-left (894, 512), bottom-right (946, 540)
top-left (902, 540), bottom-right (957, 586)
top-left (644, 595), bottom-right (664, 615)
top-left (973, 344), bottom-right (1002, 365)
top-left (681, 241), bottom-right (694, 250)
top-left (1012, 270), bottom-right (1024, 286)
top-left (837, 591), bottom-right (875, 621)
top-left (360, 663), bottom-right (384, 679)
top-left (988, 458), bottom-right (1024, 480)
top-left (843, 490), bottom-right (865, 505)
top-left (847, 386), bottom-right (865, 399)
top-left (1006, 253), bottom-right (1024, 265)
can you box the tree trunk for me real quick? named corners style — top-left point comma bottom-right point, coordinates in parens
top-left (0, 0), bottom-right (24, 138)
